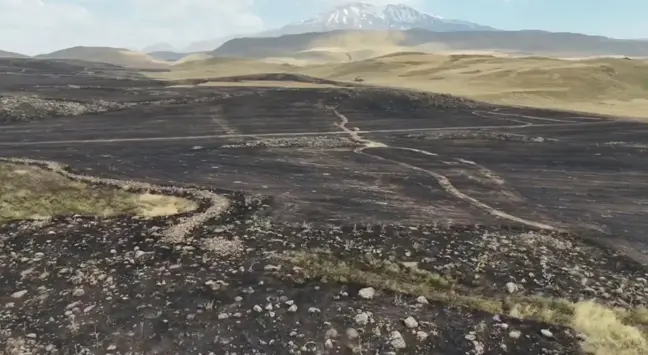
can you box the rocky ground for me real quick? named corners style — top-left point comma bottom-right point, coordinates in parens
top-left (3, 58), bottom-right (648, 354)
top-left (2, 176), bottom-right (648, 354)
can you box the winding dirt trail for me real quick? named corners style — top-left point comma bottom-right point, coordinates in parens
top-left (331, 108), bottom-right (562, 231)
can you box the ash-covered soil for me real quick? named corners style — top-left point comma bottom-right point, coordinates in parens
top-left (2, 194), bottom-right (620, 355)
top-left (3, 58), bottom-right (648, 354)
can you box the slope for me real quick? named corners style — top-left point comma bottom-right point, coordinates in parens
top-left (302, 52), bottom-right (648, 118)
top-left (213, 29), bottom-right (648, 61)
top-left (36, 46), bottom-right (169, 69)
top-left (0, 50), bottom-right (29, 58)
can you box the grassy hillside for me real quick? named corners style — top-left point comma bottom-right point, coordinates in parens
top-left (152, 52), bottom-right (648, 119)
top-left (0, 50), bottom-right (29, 58)
top-left (154, 57), bottom-right (297, 80)
top-left (37, 46), bottom-right (169, 69)
top-left (212, 29), bottom-right (648, 61)
top-left (307, 53), bottom-right (648, 118)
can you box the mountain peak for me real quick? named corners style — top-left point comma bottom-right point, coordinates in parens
top-left (279, 2), bottom-right (496, 34)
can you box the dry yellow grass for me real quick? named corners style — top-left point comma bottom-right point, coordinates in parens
top-left (277, 250), bottom-right (648, 355)
top-left (0, 163), bottom-right (196, 224)
top-left (154, 50), bottom-right (648, 119)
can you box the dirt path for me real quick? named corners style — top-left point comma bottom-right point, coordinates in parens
top-left (330, 107), bottom-right (563, 231)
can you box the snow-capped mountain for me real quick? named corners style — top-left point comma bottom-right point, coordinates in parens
top-left (261, 3), bottom-right (498, 36)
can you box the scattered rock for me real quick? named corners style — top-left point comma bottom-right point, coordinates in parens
top-left (403, 316), bottom-right (418, 329)
top-left (218, 313), bottom-right (229, 320)
top-left (541, 329), bottom-right (554, 338)
top-left (325, 328), bottom-right (339, 339)
top-left (416, 296), bottom-right (429, 304)
top-left (506, 282), bottom-right (519, 294)
top-left (358, 287), bottom-right (375, 299)
top-left (416, 331), bottom-right (429, 341)
top-left (11, 290), bottom-right (28, 299)
top-left (346, 328), bottom-right (360, 340)
top-left (390, 331), bottom-right (407, 349)
top-left (355, 312), bottom-right (370, 326)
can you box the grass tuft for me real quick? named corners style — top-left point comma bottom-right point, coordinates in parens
top-left (276, 250), bottom-right (648, 355)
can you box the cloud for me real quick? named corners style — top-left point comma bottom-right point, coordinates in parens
top-left (0, 0), bottom-right (263, 55)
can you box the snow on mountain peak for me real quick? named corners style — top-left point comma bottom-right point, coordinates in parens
top-left (290, 2), bottom-right (495, 33)
top-left (273, 2), bottom-right (497, 36)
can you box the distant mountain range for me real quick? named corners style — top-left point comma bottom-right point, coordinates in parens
top-left (180, 2), bottom-right (497, 52)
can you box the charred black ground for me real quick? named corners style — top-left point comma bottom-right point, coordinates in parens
top-left (2, 58), bottom-right (648, 354)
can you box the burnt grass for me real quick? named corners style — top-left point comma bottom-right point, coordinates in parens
top-left (2, 195), bottom-right (597, 355)
top-left (2, 58), bottom-right (648, 354)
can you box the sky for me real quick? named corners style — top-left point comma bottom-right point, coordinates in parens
top-left (1, 0), bottom-right (647, 55)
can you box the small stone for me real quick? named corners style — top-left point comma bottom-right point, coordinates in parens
top-left (11, 290), bottom-right (28, 299)
top-left (265, 304), bottom-right (273, 311)
top-left (308, 307), bottom-right (321, 314)
top-left (325, 328), bottom-right (339, 339)
top-left (416, 296), bottom-right (429, 304)
top-left (358, 287), bottom-right (375, 299)
top-left (416, 331), bottom-right (429, 341)
top-left (505, 282), bottom-right (518, 294)
top-left (288, 304), bottom-right (298, 312)
top-left (465, 333), bottom-right (476, 341)
top-left (264, 264), bottom-right (281, 271)
top-left (390, 331), bottom-right (406, 349)
top-left (346, 328), bottom-right (360, 340)
top-left (107, 345), bottom-right (117, 351)
top-left (540, 329), bottom-right (553, 338)
top-left (324, 339), bottom-right (334, 349)
top-left (403, 316), bottom-right (418, 329)
top-left (26, 333), bottom-right (36, 338)
top-left (355, 312), bottom-right (369, 326)
top-left (509, 330), bottom-right (521, 339)
top-left (253, 305), bottom-right (262, 312)
top-left (72, 288), bottom-right (85, 297)
top-left (234, 296), bottom-right (243, 302)
top-left (218, 313), bottom-right (229, 320)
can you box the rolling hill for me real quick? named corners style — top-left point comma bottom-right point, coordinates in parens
top-left (212, 29), bottom-right (648, 61)
top-left (36, 46), bottom-right (169, 69)
top-left (0, 50), bottom-right (29, 58)
top-left (153, 51), bottom-right (648, 119)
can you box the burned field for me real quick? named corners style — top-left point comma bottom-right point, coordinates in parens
top-left (2, 58), bottom-right (648, 354)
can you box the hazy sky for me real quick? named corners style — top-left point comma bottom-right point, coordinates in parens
top-left (1, 0), bottom-right (646, 55)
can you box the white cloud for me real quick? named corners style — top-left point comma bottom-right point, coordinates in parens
top-left (0, 0), bottom-right (263, 55)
